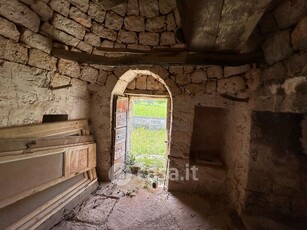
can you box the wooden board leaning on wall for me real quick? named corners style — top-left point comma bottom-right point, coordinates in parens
top-left (0, 119), bottom-right (98, 230)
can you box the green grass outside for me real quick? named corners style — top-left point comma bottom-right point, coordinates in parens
top-left (133, 99), bottom-right (167, 118)
top-left (130, 98), bottom-right (168, 169)
top-left (130, 128), bottom-right (167, 169)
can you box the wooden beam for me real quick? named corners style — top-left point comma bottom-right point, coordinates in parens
top-left (52, 48), bottom-right (263, 66)
top-left (96, 47), bottom-right (188, 54)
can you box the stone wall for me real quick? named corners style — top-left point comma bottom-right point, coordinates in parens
top-left (0, 0), bottom-right (306, 222)
top-left (234, 0), bottom-right (307, 220)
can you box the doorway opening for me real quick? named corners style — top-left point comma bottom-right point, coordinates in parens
top-left (127, 96), bottom-right (168, 186)
top-left (110, 70), bottom-right (173, 189)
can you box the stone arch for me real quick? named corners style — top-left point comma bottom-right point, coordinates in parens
top-left (111, 69), bottom-right (173, 97)
top-left (110, 69), bottom-right (173, 175)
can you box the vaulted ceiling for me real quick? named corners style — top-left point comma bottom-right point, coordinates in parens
top-left (176, 0), bottom-right (273, 52)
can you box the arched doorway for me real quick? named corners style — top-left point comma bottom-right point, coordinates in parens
top-left (110, 70), bottom-right (173, 188)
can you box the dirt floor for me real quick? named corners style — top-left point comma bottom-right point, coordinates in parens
top-left (51, 175), bottom-right (300, 230)
top-left (51, 175), bottom-right (246, 230)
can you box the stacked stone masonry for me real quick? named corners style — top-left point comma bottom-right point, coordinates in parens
top-left (0, 0), bottom-right (306, 225)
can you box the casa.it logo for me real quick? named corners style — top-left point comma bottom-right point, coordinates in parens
top-left (108, 163), bottom-right (133, 186)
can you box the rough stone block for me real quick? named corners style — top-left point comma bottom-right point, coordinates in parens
top-left (191, 70), bottom-right (207, 83)
top-left (175, 74), bottom-right (190, 86)
top-left (80, 66), bottom-right (98, 83)
top-left (84, 33), bottom-right (101, 47)
top-left (49, 0), bottom-right (70, 17)
top-left (70, 78), bottom-right (88, 97)
top-left (0, 17), bottom-right (20, 42)
top-left (112, 3), bottom-right (127, 17)
top-left (68, 0), bottom-right (89, 12)
top-left (169, 66), bottom-right (183, 75)
top-left (139, 32), bottom-right (159, 46)
top-left (52, 13), bottom-right (86, 39)
top-left (160, 32), bottom-right (176, 45)
top-left (51, 73), bottom-right (71, 87)
top-left (58, 58), bottom-right (81, 78)
top-left (88, 2), bottom-right (106, 23)
top-left (127, 80), bottom-right (136, 89)
top-left (28, 49), bottom-right (57, 71)
top-left (159, 0), bottom-right (176, 15)
top-left (87, 83), bottom-right (103, 93)
top-left (135, 76), bottom-right (147, 89)
top-left (139, 0), bottom-right (159, 18)
top-left (224, 65), bottom-right (251, 78)
top-left (97, 69), bottom-right (108, 85)
top-left (124, 16), bottom-right (145, 32)
top-left (150, 65), bottom-right (169, 79)
top-left (69, 7), bottom-right (92, 28)
top-left (287, 52), bottom-right (307, 76)
top-left (0, 36), bottom-right (28, 64)
top-left (20, 29), bottom-right (52, 54)
top-left (105, 11), bottom-right (123, 31)
top-left (207, 66), bottom-right (223, 79)
top-left (31, 1), bottom-right (53, 22)
top-left (19, 0), bottom-right (34, 5)
top-left (166, 13), bottom-right (176, 31)
top-left (105, 74), bottom-right (118, 91)
top-left (101, 40), bottom-right (114, 48)
top-left (273, 0), bottom-right (307, 29)
top-left (113, 66), bottom-right (129, 77)
top-left (184, 66), bottom-right (194, 74)
top-left (259, 13), bottom-right (279, 37)
top-left (174, 8), bottom-right (181, 27)
top-left (263, 62), bottom-right (286, 84)
top-left (263, 30), bottom-right (293, 65)
top-left (147, 76), bottom-right (163, 90)
top-left (41, 23), bottom-right (80, 47)
top-left (245, 68), bottom-right (262, 91)
top-left (185, 84), bottom-right (204, 95)
top-left (291, 16), bottom-right (307, 51)
top-left (127, 0), bottom-right (139, 16)
top-left (117, 30), bottom-right (137, 44)
top-left (164, 78), bottom-right (181, 95)
top-left (0, 0), bottom-right (40, 32)
top-left (146, 16), bottom-right (166, 32)
top-left (92, 22), bottom-right (117, 41)
top-left (77, 41), bottom-right (93, 53)
top-left (217, 76), bottom-right (245, 94)
top-left (206, 81), bottom-right (217, 94)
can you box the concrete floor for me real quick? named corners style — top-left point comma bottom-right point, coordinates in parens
top-left (52, 175), bottom-right (244, 230)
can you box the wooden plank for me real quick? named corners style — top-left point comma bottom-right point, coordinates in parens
top-left (88, 144), bottom-right (97, 168)
top-left (0, 154), bottom-right (64, 202)
top-left (215, 0), bottom-right (272, 51)
top-left (0, 135), bottom-right (94, 153)
top-left (52, 48), bottom-right (264, 66)
top-left (0, 142), bottom-right (96, 209)
top-left (0, 119), bottom-right (89, 139)
top-left (176, 0), bottom-right (224, 51)
top-left (7, 177), bottom-right (91, 230)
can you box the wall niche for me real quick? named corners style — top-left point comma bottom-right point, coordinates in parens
top-left (190, 106), bottom-right (229, 166)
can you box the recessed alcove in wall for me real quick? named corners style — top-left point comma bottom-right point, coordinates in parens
top-left (251, 111), bottom-right (304, 157)
top-left (246, 111), bottom-right (307, 218)
top-left (190, 106), bottom-right (229, 166)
